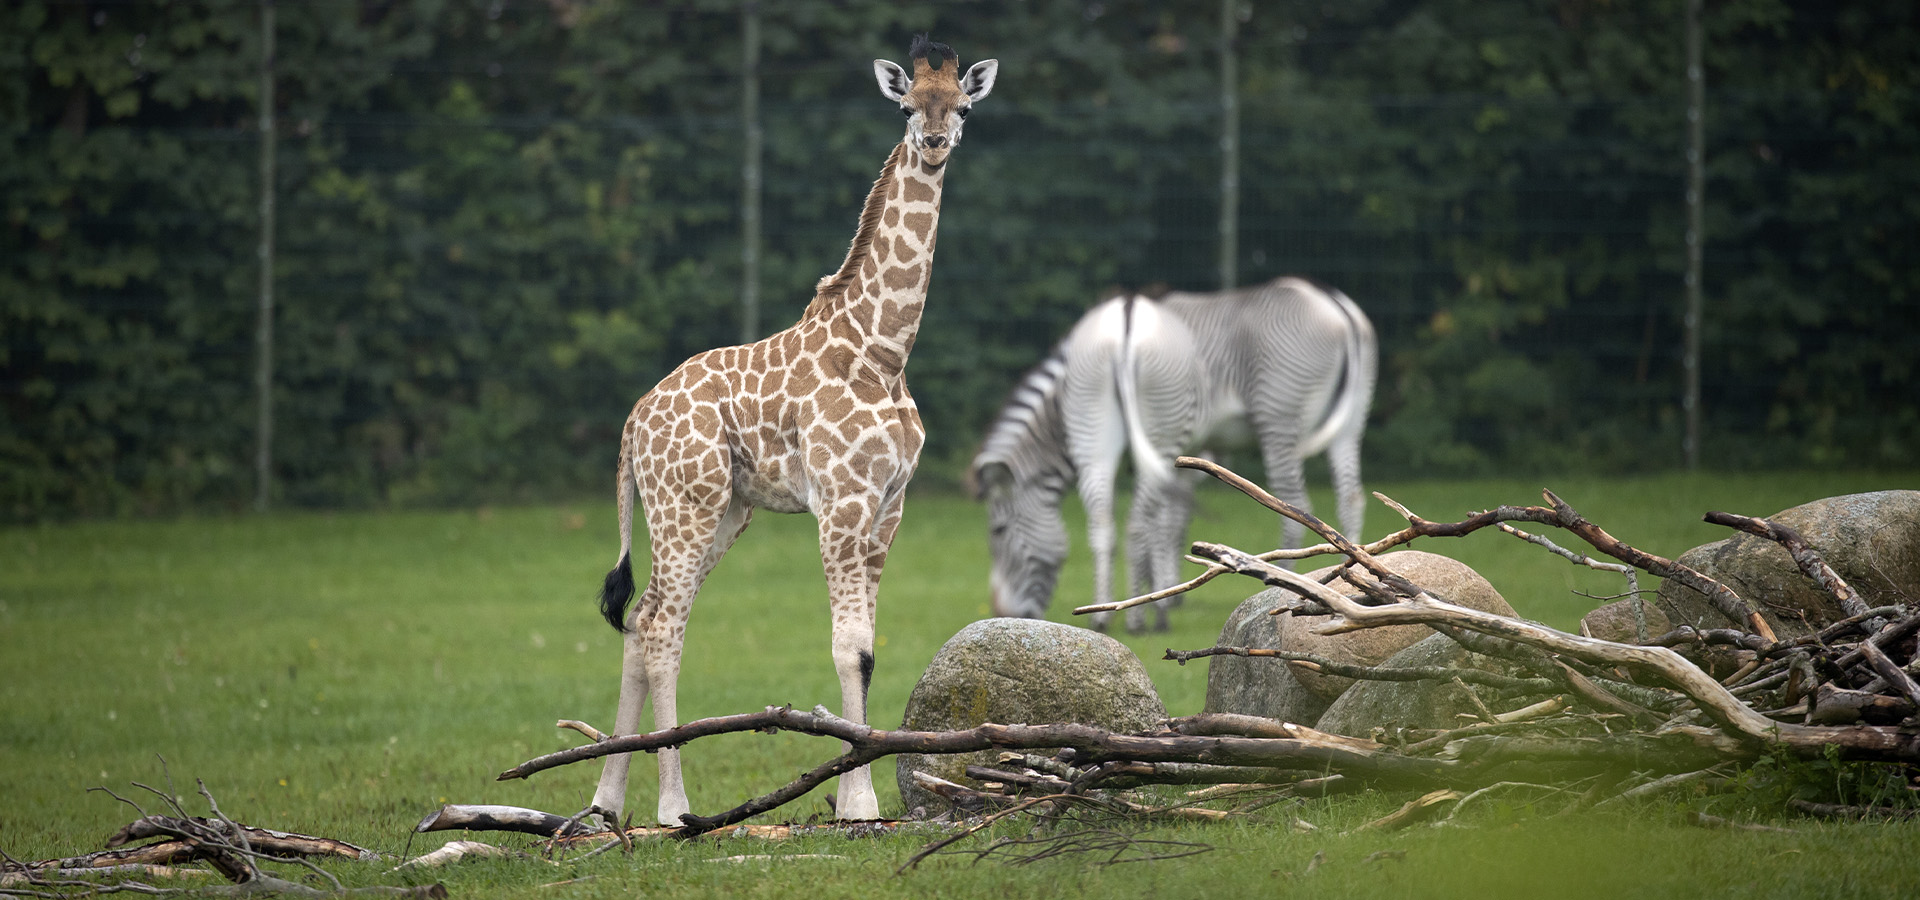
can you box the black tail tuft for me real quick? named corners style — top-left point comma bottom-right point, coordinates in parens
top-left (599, 553), bottom-right (636, 633)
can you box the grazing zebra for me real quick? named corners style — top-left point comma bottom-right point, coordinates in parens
top-left (970, 277), bottom-right (1377, 632)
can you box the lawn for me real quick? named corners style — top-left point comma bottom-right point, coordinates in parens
top-left (3, 469), bottom-right (1918, 898)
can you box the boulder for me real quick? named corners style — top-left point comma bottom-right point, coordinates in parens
top-left (1204, 551), bottom-right (1516, 727)
top-left (1313, 632), bottom-right (1535, 738)
top-left (1580, 598), bottom-right (1672, 645)
top-left (894, 618), bottom-right (1165, 818)
top-left (1657, 491), bottom-right (1920, 640)
top-left (1202, 589), bottom-right (1332, 726)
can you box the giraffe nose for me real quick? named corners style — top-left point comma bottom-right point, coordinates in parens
top-left (922, 134), bottom-right (949, 149)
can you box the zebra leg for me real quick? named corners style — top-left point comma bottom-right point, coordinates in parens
top-left (1159, 469), bottom-right (1200, 609)
top-left (1259, 437), bottom-right (1311, 561)
top-left (1078, 456), bottom-right (1124, 633)
top-left (1122, 489), bottom-right (1160, 634)
top-left (1125, 473), bottom-right (1190, 633)
top-left (1328, 428), bottom-right (1365, 544)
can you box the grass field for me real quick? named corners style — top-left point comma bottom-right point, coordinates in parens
top-left (4, 470), bottom-right (1919, 898)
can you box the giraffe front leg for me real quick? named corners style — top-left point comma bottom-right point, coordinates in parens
top-left (819, 506), bottom-right (882, 821)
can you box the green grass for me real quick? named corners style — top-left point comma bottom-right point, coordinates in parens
top-left (3, 470), bottom-right (1918, 898)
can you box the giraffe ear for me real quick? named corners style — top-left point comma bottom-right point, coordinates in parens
top-left (961, 59), bottom-right (998, 102)
top-left (873, 59), bottom-right (911, 102)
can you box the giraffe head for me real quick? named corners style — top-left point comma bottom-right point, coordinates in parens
top-left (873, 35), bottom-right (997, 167)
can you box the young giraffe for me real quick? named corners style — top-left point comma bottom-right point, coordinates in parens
top-left (590, 37), bottom-right (997, 826)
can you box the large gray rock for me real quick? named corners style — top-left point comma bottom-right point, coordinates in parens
top-left (1313, 632), bottom-right (1534, 738)
top-left (1283, 551), bottom-right (1517, 703)
top-left (1657, 491), bottom-right (1920, 640)
top-left (1204, 551), bottom-right (1515, 725)
top-left (1203, 589), bottom-right (1331, 726)
top-left (894, 619), bottom-right (1165, 818)
top-left (1580, 598), bottom-right (1672, 645)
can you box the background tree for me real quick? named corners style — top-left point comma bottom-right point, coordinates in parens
top-left (3, 0), bottom-right (1913, 521)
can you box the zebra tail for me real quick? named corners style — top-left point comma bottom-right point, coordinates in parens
top-left (1117, 296), bottom-right (1174, 487)
top-left (1299, 289), bottom-right (1372, 459)
top-left (598, 432), bottom-right (640, 633)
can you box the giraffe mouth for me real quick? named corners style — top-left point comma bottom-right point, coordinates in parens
top-left (917, 142), bottom-right (952, 168)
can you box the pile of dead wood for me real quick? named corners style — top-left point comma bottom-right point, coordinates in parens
top-left (492, 458), bottom-right (1919, 834)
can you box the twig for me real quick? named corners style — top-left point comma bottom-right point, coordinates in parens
top-left (895, 796), bottom-right (1066, 873)
top-left (1703, 511), bottom-right (1876, 627)
top-left (1787, 799), bottom-right (1920, 821)
top-left (555, 720), bottom-right (609, 743)
top-left (1163, 646), bottom-right (1556, 693)
top-left (1498, 523), bottom-right (1643, 639)
top-left (1857, 641), bottom-right (1920, 710)
top-left (1438, 781), bottom-right (1575, 826)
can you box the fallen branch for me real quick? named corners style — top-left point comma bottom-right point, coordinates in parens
top-left (1703, 511), bottom-right (1873, 625)
top-left (1163, 646), bottom-right (1557, 694)
top-left (413, 805), bottom-right (586, 838)
top-left (500, 705), bottom-right (1463, 837)
top-left (106, 819), bottom-right (375, 862)
top-left (389, 841), bottom-right (522, 871)
top-left (1351, 789), bottom-right (1461, 832)
top-left (5, 772), bottom-right (436, 900)
top-left (1173, 455), bottom-right (1774, 643)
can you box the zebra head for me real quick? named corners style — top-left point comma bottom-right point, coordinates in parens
top-left (971, 349), bottom-right (1075, 620)
top-left (971, 457), bottom-right (1069, 620)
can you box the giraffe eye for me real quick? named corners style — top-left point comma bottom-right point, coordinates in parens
top-left (900, 106), bottom-right (913, 118)
top-left (958, 106), bottom-right (970, 119)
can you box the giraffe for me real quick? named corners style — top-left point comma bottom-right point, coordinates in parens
top-left (588, 36), bottom-right (997, 827)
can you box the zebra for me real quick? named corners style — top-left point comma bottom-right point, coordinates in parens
top-left (970, 276), bottom-right (1378, 632)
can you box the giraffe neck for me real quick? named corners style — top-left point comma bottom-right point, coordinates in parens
top-left (801, 139), bottom-right (948, 384)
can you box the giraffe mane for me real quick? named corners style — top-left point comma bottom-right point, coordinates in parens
top-left (806, 140), bottom-right (907, 319)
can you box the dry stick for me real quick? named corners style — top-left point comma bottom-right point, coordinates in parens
top-left (895, 795), bottom-right (1067, 873)
top-left (107, 819), bottom-right (375, 862)
top-left (1547, 659), bottom-right (1661, 726)
top-left (1438, 781), bottom-right (1575, 826)
top-left (1073, 531), bottom-right (1421, 617)
top-left (1788, 799), bottom-right (1920, 821)
top-left (1162, 646), bottom-right (1557, 694)
top-left (1368, 476), bottom-right (1774, 642)
top-left (555, 720), bottom-right (609, 743)
top-left (1164, 460), bottom-right (1814, 741)
top-left (1593, 767), bottom-right (1731, 807)
top-left (1702, 511), bottom-right (1877, 627)
top-left (502, 706), bottom-right (1466, 836)
top-left (501, 705), bottom-right (1457, 790)
top-left (1398, 711), bottom-right (1583, 756)
top-left (1451, 677), bottom-right (1500, 725)
top-left (1857, 641), bottom-right (1920, 709)
top-left (1496, 523), bottom-right (1645, 640)
top-left (1540, 490), bottom-right (1777, 643)
top-left (1183, 536), bottom-right (1920, 761)
top-left (1162, 714), bottom-right (1386, 754)
top-left (413, 806), bottom-right (578, 838)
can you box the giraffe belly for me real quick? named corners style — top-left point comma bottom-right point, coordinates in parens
top-left (731, 456), bottom-right (810, 514)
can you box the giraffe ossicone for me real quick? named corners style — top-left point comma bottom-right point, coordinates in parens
top-left (586, 36), bottom-right (996, 827)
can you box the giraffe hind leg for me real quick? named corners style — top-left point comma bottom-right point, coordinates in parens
top-left (592, 482), bottom-right (749, 826)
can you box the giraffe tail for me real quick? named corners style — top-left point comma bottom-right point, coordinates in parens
top-left (598, 432), bottom-right (639, 633)
top-left (599, 554), bottom-right (635, 633)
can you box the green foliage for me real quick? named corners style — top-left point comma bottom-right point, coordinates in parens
top-left (1728, 742), bottom-right (1920, 816)
top-left (3, 1), bottom-right (1915, 520)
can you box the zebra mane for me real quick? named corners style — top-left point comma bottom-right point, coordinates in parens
top-left (976, 343), bottom-right (1070, 472)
